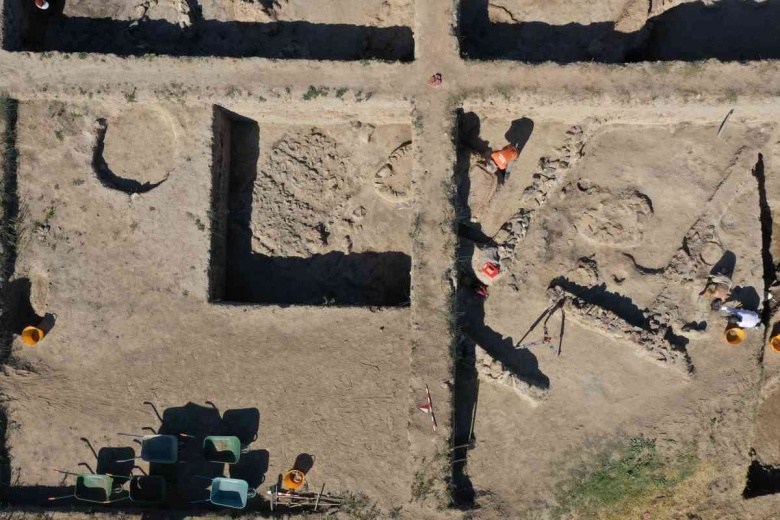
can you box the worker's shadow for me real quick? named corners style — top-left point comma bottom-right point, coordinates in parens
top-left (505, 118), bottom-right (534, 155)
top-left (711, 251), bottom-right (736, 278)
top-left (460, 287), bottom-right (550, 390)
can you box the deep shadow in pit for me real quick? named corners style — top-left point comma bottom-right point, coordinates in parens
top-left (752, 153), bottom-right (776, 328)
top-left (209, 107), bottom-right (410, 307)
top-left (13, 6), bottom-right (414, 61)
top-left (459, 0), bottom-right (780, 63)
top-left (450, 110), bottom-right (547, 508)
top-left (743, 460), bottom-right (780, 499)
top-left (92, 119), bottom-right (167, 194)
top-left (0, 97), bottom-right (21, 503)
top-left (550, 277), bottom-right (691, 357)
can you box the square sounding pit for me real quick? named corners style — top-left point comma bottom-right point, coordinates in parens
top-left (210, 108), bottom-right (413, 307)
top-left (4, 0), bottom-right (414, 60)
top-left (459, 0), bottom-right (780, 63)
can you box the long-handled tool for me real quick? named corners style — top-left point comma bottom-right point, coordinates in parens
top-left (515, 298), bottom-right (566, 356)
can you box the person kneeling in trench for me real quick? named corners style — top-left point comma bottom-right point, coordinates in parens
top-left (721, 306), bottom-right (761, 330)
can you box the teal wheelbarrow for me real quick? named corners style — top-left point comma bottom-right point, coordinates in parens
top-left (192, 476), bottom-right (256, 509)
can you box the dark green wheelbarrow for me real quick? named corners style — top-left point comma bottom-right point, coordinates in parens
top-left (203, 436), bottom-right (248, 464)
top-left (48, 469), bottom-right (127, 504)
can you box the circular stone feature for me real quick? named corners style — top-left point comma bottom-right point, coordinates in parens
top-left (700, 242), bottom-right (723, 266)
top-left (102, 106), bottom-right (177, 191)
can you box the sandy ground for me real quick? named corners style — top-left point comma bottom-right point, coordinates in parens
top-left (455, 109), bottom-right (773, 516)
top-left (3, 0), bottom-right (780, 518)
top-left (2, 101), bottom-right (413, 510)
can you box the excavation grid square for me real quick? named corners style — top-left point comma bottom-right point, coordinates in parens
top-left (210, 108), bottom-right (413, 307)
top-left (4, 0), bottom-right (414, 60)
top-left (460, 0), bottom-right (780, 63)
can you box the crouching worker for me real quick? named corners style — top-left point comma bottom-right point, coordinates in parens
top-left (700, 274), bottom-right (733, 311)
top-left (721, 306), bottom-right (761, 329)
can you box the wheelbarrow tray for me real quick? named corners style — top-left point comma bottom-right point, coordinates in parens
top-left (140, 435), bottom-right (178, 464)
top-left (129, 475), bottom-right (166, 503)
top-left (74, 474), bottom-right (115, 503)
top-left (210, 477), bottom-right (249, 509)
top-left (203, 436), bottom-right (241, 464)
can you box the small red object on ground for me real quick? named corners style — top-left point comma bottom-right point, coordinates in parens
top-left (426, 73), bottom-right (442, 88)
top-left (35, 0), bottom-right (49, 9)
top-left (474, 283), bottom-right (489, 299)
top-left (481, 262), bottom-right (500, 279)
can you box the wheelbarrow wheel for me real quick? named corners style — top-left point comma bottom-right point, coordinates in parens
top-left (247, 488), bottom-right (257, 499)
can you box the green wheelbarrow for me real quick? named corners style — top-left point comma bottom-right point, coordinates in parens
top-left (203, 436), bottom-right (248, 464)
top-left (192, 476), bottom-right (256, 509)
top-left (48, 469), bottom-right (128, 504)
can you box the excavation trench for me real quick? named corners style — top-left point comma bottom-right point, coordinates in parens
top-left (209, 107), bottom-right (412, 307)
top-left (0, 97), bottom-right (20, 498)
top-left (460, 0), bottom-right (780, 64)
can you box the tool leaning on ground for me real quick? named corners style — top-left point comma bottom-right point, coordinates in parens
top-left (515, 297), bottom-right (566, 355)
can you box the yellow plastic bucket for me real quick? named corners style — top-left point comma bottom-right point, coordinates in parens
top-left (21, 326), bottom-right (45, 346)
top-left (724, 327), bottom-right (745, 346)
top-left (282, 470), bottom-right (305, 491)
top-left (771, 334), bottom-right (780, 352)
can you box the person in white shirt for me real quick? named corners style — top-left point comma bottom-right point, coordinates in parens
top-left (721, 306), bottom-right (761, 329)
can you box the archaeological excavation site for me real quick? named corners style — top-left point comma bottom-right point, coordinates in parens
top-left (3, 0), bottom-right (780, 519)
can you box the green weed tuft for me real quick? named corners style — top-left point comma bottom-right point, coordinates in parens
top-left (303, 85), bottom-right (330, 100)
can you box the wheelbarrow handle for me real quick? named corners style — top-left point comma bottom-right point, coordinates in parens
top-left (52, 469), bottom-right (81, 477)
top-left (48, 494), bottom-right (76, 501)
top-left (103, 497), bottom-right (131, 503)
top-left (118, 433), bottom-right (145, 438)
top-left (105, 474), bottom-right (132, 480)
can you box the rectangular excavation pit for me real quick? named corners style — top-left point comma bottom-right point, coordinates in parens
top-left (210, 108), bottom-right (413, 307)
top-left (459, 0), bottom-right (780, 63)
top-left (5, 0), bottom-right (414, 60)
top-left (451, 105), bottom-right (774, 513)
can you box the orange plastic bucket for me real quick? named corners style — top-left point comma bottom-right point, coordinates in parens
top-left (724, 326), bottom-right (745, 346)
top-left (282, 470), bottom-right (305, 491)
top-left (491, 145), bottom-right (519, 170)
top-left (771, 334), bottom-right (780, 352)
top-left (21, 326), bottom-right (45, 346)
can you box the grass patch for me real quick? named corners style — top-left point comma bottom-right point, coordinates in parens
top-left (302, 85), bottom-right (330, 101)
top-left (341, 492), bottom-right (381, 520)
top-left (124, 88), bottom-right (137, 103)
top-left (551, 436), bottom-right (702, 520)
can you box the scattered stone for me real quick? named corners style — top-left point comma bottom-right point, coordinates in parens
top-left (475, 346), bottom-right (547, 406)
top-left (548, 285), bottom-right (694, 376)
